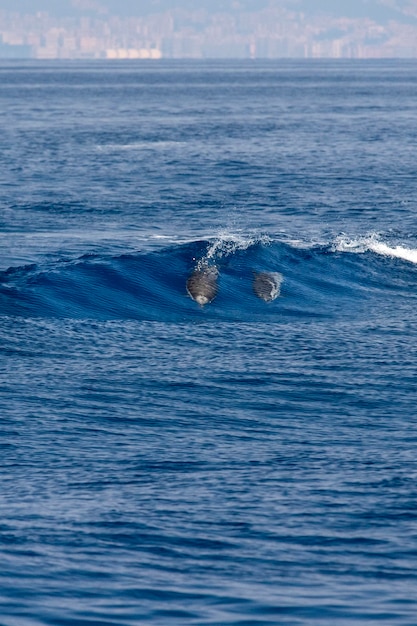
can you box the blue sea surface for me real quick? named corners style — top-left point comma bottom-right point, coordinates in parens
top-left (1, 59), bottom-right (417, 625)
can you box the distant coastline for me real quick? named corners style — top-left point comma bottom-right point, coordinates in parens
top-left (1, 3), bottom-right (417, 60)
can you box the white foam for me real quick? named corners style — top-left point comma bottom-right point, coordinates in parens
top-left (97, 141), bottom-right (186, 152)
top-left (369, 242), bottom-right (417, 264)
top-left (333, 234), bottom-right (417, 265)
top-left (200, 230), bottom-right (271, 267)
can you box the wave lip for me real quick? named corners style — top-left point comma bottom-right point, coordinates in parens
top-left (370, 242), bottom-right (417, 264)
top-left (334, 233), bottom-right (417, 265)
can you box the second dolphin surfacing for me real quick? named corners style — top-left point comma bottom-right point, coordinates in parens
top-left (186, 265), bottom-right (219, 306)
top-left (253, 271), bottom-right (283, 302)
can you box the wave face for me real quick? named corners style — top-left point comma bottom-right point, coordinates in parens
top-left (1, 233), bottom-right (417, 322)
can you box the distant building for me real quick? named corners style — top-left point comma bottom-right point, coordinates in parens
top-left (0, 36), bottom-right (31, 59)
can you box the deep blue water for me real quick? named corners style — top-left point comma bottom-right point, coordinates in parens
top-left (1, 59), bottom-right (417, 625)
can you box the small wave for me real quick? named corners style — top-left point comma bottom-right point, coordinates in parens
top-left (1, 233), bottom-right (416, 322)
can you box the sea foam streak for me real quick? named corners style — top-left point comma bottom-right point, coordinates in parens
top-left (334, 234), bottom-right (417, 265)
top-left (369, 242), bottom-right (417, 264)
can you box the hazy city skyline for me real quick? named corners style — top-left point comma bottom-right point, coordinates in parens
top-left (1, 0), bottom-right (417, 59)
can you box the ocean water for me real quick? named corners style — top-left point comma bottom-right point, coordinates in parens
top-left (1, 59), bottom-right (417, 625)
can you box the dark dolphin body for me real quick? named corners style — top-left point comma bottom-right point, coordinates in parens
top-left (253, 271), bottom-right (283, 302)
top-left (186, 266), bottom-right (218, 306)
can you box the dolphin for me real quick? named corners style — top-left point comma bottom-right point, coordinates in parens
top-left (186, 265), bottom-right (218, 306)
top-left (253, 271), bottom-right (283, 302)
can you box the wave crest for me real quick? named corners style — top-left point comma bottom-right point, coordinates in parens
top-left (197, 231), bottom-right (271, 268)
top-left (333, 233), bottom-right (417, 264)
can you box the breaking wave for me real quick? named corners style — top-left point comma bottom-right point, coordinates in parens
top-left (1, 232), bottom-right (416, 322)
